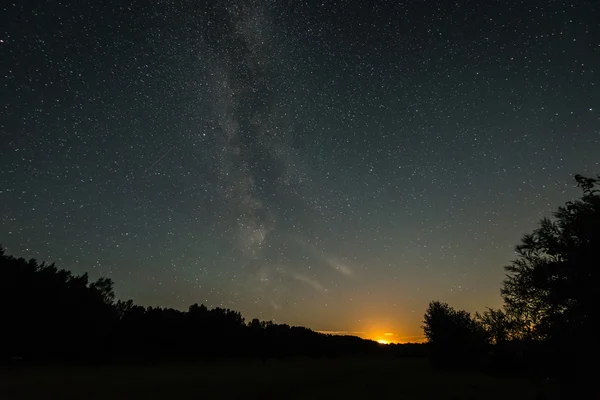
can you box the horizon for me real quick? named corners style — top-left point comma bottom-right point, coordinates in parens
top-left (1, 1), bottom-right (598, 340)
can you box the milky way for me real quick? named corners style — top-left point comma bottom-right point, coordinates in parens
top-left (1, 0), bottom-right (598, 341)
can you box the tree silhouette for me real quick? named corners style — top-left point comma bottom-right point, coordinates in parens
top-left (475, 308), bottom-right (514, 345)
top-left (500, 174), bottom-right (600, 377)
top-left (0, 250), bottom-right (119, 360)
top-left (422, 301), bottom-right (488, 365)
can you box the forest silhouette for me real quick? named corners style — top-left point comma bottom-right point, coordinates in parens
top-left (0, 246), bottom-right (389, 361)
top-left (2, 175), bottom-right (598, 392)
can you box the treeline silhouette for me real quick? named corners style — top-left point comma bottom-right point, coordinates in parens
top-left (422, 174), bottom-right (599, 387)
top-left (7, 174), bottom-right (595, 377)
top-left (0, 247), bottom-right (396, 362)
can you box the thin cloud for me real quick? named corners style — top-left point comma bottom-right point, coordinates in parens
top-left (295, 238), bottom-right (354, 277)
top-left (291, 273), bottom-right (326, 294)
top-left (326, 256), bottom-right (353, 276)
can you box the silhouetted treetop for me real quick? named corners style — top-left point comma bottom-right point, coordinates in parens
top-left (501, 174), bottom-right (599, 344)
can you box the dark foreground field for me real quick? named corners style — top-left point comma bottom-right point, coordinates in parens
top-left (0, 357), bottom-right (559, 399)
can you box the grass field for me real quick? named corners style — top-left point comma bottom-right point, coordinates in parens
top-left (0, 357), bottom-right (559, 399)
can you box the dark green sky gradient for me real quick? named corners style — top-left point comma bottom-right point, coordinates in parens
top-left (1, 0), bottom-right (598, 341)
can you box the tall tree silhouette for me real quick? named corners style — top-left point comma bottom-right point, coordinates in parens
top-left (502, 175), bottom-right (599, 339)
top-left (501, 174), bottom-right (600, 376)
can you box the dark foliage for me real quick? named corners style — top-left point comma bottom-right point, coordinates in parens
top-left (422, 301), bottom-right (488, 365)
top-left (0, 248), bottom-right (384, 362)
top-left (500, 174), bottom-right (600, 379)
top-left (0, 249), bottom-right (118, 360)
top-left (422, 174), bottom-right (600, 385)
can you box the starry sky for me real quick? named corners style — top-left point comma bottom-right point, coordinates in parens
top-left (1, 0), bottom-right (598, 343)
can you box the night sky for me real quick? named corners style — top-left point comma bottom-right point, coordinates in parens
top-left (1, 0), bottom-right (598, 343)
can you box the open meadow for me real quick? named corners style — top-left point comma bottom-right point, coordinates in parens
top-left (0, 357), bottom-right (559, 399)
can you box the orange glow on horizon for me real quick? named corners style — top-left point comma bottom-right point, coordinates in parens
top-left (316, 328), bottom-right (425, 344)
top-left (369, 332), bottom-right (402, 344)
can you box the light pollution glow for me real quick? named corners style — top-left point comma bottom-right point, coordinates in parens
top-left (316, 330), bottom-right (424, 344)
